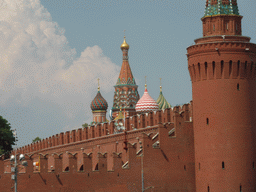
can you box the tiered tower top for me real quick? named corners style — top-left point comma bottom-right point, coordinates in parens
top-left (116, 36), bottom-right (136, 86)
top-left (112, 36), bottom-right (139, 118)
top-left (201, 0), bottom-right (242, 37)
top-left (204, 0), bottom-right (239, 17)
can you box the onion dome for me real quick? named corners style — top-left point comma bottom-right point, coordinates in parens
top-left (135, 84), bottom-right (159, 113)
top-left (157, 86), bottom-right (171, 110)
top-left (120, 36), bottom-right (129, 50)
top-left (90, 86), bottom-right (108, 111)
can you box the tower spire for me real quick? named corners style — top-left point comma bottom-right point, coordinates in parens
top-left (112, 35), bottom-right (140, 118)
top-left (145, 76), bottom-right (147, 90)
top-left (160, 78), bottom-right (162, 92)
top-left (97, 78), bottom-right (100, 91)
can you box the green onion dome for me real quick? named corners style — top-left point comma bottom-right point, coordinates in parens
top-left (156, 86), bottom-right (171, 110)
top-left (90, 88), bottom-right (108, 111)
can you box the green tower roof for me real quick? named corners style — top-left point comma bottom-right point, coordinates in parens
top-left (204, 0), bottom-right (240, 17)
top-left (156, 87), bottom-right (171, 110)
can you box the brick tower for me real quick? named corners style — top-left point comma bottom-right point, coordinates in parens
top-left (112, 36), bottom-right (140, 118)
top-left (187, 0), bottom-right (256, 191)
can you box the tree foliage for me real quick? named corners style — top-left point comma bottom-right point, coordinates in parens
top-left (0, 116), bottom-right (15, 156)
top-left (32, 137), bottom-right (42, 143)
top-left (82, 123), bottom-right (88, 128)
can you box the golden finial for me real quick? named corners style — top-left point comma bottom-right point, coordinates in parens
top-left (145, 76), bottom-right (147, 89)
top-left (160, 78), bottom-right (162, 92)
top-left (97, 78), bottom-right (100, 91)
top-left (120, 30), bottom-right (129, 49)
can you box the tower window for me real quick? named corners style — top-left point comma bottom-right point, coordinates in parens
top-left (184, 165), bottom-right (186, 171)
top-left (208, 186), bottom-right (210, 192)
top-left (198, 63), bottom-right (201, 77)
top-left (240, 185), bottom-right (242, 192)
top-left (213, 24), bottom-right (215, 31)
top-left (221, 60), bottom-right (224, 76)
top-left (212, 61), bottom-right (215, 76)
top-left (229, 60), bottom-right (232, 76)
top-left (222, 161), bottom-right (225, 169)
top-left (206, 118), bottom-right (209, 125)
top-left (237, 60), bottom-right (240, 76)
top-left (205, 62), bottom-right (208, 78)
top-left (237, 83), bottom-right (240, 91)
top-left (226, 23), bottom-right (228, 30)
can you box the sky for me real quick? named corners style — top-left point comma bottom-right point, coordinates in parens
top-left (0, 0), bottom-right (255, 147)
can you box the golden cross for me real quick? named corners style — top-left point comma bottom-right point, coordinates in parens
top-left (97, 78), bottom-right (100, 87)
top-left (124, 30), bottom-right (126, 38)
top-left (145, 76), bottom-right (147, 84)
top-left (160, 78), bottom-right (162, 86)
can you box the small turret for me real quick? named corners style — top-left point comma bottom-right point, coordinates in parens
top-left (90, 79), bottom-right (108, 123)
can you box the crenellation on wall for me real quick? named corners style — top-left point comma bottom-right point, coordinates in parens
top-left (70, 130), bottom-right (75, 143)
top-left (10, 105), bottom-right (193, 156)
top-left (76, 128), bottom-right (82, 142)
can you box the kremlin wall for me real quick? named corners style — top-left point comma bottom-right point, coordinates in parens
top-left (1, 0), bottom-right (256, 191)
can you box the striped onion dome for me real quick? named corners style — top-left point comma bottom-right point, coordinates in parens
top-left (91, 87), bottom-right (108, 111)
top-left (135, 85), bottom-right (159, 113)
top-left (157, 86), bottom-right (171, 110)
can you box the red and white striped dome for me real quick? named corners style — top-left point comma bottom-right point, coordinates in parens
top-left (135, 86), bottom-right (159, 113)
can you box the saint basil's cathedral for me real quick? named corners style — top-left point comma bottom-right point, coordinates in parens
top-left (90, 35), bottom-right (170, 125)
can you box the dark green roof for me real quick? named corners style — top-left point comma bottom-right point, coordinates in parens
top-left (156, 88), bottom-right (171, 110)
top-left (204, 0), bottom-right (240, 17)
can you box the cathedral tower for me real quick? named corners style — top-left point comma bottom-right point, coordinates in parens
top-left (187, 0), bottom-right (256, 191)
top-left (112, 36), bottom-right (140, 118)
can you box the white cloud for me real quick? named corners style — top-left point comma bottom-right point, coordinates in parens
top-left (0, 0), bottom-right (120, 125)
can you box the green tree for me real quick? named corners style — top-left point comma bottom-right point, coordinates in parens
top-left (32, 137), bottom-right (41, 143)
top-left (82, 123), bottom-right (88, 128)
top-left (0, 116), bottom-right (15, 156)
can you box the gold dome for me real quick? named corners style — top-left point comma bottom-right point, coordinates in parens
top-left (120, 36), bottom-right (129, 49)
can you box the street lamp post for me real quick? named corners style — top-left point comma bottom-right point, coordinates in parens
top-left (138, 139), bottom-right (154, 192)
top-left (10, 129), bottom-right (28, 192)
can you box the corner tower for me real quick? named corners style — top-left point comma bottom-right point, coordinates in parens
top-left (187, 1), bottom-right (256, 191)
top-left (112, 36), bottom-right (140, 118)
